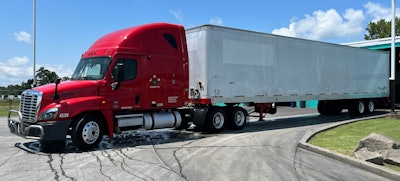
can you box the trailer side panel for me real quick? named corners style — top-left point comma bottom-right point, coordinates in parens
top-left (186, 25), bottom-right (389, 104)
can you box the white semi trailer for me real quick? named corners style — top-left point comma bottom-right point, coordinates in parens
top-left (187, 25), bottom-right (389, 129)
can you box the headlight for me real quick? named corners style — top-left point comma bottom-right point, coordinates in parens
top-left (39, 108), bottom-right (59, 121)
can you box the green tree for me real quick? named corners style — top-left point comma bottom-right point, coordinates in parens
top-left (35, 67), bottom-right (59, 86)
top-left (364, 17), bottom-right (400, 40)
top-left (61, 76), bottom-right (70, 81)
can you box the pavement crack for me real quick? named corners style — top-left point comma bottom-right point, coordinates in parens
top-left (90, 152), bottom-right (113, 181)
top-left (0, 150), bottom-right (21, 168)
top-left (171, 140), bottom-right (197, 180)
top-left (172, 148), bottom-right (186, 180)
top-left (115, 150), bottom-right (153, 181)
top-left (150, 140), bottom-right (187, 180)
top-left (101, 150), bottom-right (117, 166)
top-left (102, 150), bottom-right (148, 180)
top-left (59, 154), bottom-right (76, 181)
top-left (47, 154), bottom-right (60, 181)
top-left (118, 149), bottom-right (172, 171)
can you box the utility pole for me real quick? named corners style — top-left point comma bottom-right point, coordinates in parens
top-left (391, 0), bottom-right (396, 113)
top-left (33, 0), bottom-right (37, 86)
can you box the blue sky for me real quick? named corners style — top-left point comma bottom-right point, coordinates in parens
top-left (0, 0), bottom-right (397, 86)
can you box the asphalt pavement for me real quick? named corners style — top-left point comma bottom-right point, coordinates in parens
top-left (0, 107), bottom-right (397, 180)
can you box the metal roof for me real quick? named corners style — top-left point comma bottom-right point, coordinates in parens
top-left (343, 36), bottom-right (400, 50)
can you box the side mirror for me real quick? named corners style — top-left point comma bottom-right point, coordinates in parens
top-left (112, 63), bottom-right (124, 90)
top-left (114, 63), bottom-right (124, 82)
top-left (55, 78), bottom-right (61, 84)
top-left (54, 78), bottom-right (61, 100)
top-left (27, 79), bottom-right (34, 89)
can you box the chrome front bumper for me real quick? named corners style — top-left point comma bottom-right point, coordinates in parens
top-left (8, 109), bottom-right (44, 139)
top-left (8, 109), bottom-right (71, 141)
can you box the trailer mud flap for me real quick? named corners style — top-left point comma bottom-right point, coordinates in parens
top-left (193, 107), bottom-right (208, 125)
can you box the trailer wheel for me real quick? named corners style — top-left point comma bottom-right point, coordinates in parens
top-left (366, 99), bottom-right (375, 113)
top-left (349, 100), bottom-right (365, 116)
top-left (71, 114), bottom-right (103, 150)
top-left (317, 101), bottom-right (328, 115)
top-left (318, 101), bottom-right (342, 115)
top-left (203, 107), bottom-right (226, 133)
top-left (227, 107), bottom-right (247, 130)
top-left (328, 102), bottom-right (342, 115)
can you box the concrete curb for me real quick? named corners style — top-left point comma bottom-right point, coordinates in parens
top-left (298, 114), bottom-right (400, 181)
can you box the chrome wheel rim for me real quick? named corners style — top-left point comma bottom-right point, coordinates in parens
top-left (358, 101), bottom-right (365, 114)
top-left (82, 121), bottom-right (100, 144)
top-left (368, 101), bottom-right (374, 112)
top-left (234, 110), bottom-right (245, 126)
top-left (212, 112), bottom-right (225, 129)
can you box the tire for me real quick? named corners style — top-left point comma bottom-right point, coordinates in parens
top-left (366, 99), bottom-right (375, 114)
top-left (318, 101), bottom-right (328, 115)
top-left (203, 107), bottom-right (226, 133)
top-left (349, 100), bottom-right (365, 116)
top-left (227, 107), bottom-right (247, 130)
top-left (72, 114), bottom-right (103, 150)
top-left (319, 101), bottom-right (342, 115)
top-left (327, 102), bottom-right (342, 115)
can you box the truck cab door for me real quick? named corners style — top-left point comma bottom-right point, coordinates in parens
top-left (109, 55), bottom-right (143, 110)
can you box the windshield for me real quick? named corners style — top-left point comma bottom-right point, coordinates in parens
top-left (71, 57), bottom-right (111, 80)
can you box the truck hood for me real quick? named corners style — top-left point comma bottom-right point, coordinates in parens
top-left (33, 80), bottom-right (100, 105)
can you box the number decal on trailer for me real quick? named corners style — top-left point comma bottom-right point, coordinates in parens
top-left (213, 90), bottom-right (220, 96)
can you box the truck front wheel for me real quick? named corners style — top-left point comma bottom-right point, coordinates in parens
top-left (72, 114), bottom-right (103, 150)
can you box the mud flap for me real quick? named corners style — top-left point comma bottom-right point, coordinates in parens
top-left (193, 107), bottom-right (208, 125)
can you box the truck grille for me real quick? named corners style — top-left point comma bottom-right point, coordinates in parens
top-left (20, 90), bottom-right (42, 123)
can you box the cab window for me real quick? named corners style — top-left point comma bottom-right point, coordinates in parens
top-left (163, 34), bottom-right (178, 49)
top-left (112, 59), bottom-right (137, 81)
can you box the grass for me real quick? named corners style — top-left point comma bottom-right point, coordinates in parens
top-left (309, 118), bottom-right (400, 172)
top-left (0, 99), bottom-right (19, 117)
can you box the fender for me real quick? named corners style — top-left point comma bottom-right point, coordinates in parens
top-left (59, 97), bottom-right (115, 138)
top-left (39, 96), bottom-right (116, 139)
top-left (101, 109), bottom-right (114, 138)
top-left (37, 96), bottom-right (104, 123)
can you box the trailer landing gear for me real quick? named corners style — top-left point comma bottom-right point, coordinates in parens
top-left (255, 103), bottom-right (276, 121)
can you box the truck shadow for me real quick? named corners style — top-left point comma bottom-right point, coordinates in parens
top-left (15, 110), bottom-right (388, 154)
top-left (232, 111), bottom-right (388, 134)
top-left (16, 129), bottom-right (209, 154)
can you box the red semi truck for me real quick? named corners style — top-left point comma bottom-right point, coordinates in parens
top-left (8, 23), bottom-right (389, 151)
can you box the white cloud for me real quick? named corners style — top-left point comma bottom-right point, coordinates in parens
top-left (170, 10), bottom-right (183, 22)
top-left (14, 31), bottom-right (31, 44)
top-left (38, 64), bottom-right (74, 78)
top-left (209, 16), bottom-right (223, 25)
top-left (7, 56), bottom-right (29, 66)
top-left (0, 56), bottom-right (32, 86)
top-left (0, 57), bottom-right (75, 86)
top-left (364, 2), bottom-right (392, 21)
top-left (271, 2), bottom-right (400, 42)
top-left (272, 8), bottom-right (364, 41)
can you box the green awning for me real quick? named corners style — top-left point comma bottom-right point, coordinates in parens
top-left (363, 42), bottom-right (400, 50)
